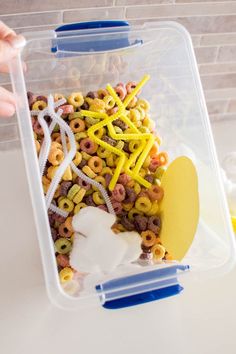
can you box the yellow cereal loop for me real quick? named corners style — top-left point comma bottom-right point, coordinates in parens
top-left (47, 166), bottom-right (58, 179)
top-left (74, 203), bottom-right (87, 214)
top-left (92, 176), bottom-right (106, 190)
top-left (73, 151), bottom-right (82, 166)
top-left (73, 188), bottom-right (86, 204)
top-left (32, 100), bottom-right (47, 111)
top-left (106, 153), bottom-right (116, 167)
top-left (100, 167), bottom-right (113, 176)
top-left (92, 191), bottom-right (105, 205)
top-left (62, 166), bottom-right (73, 181)
top-left (67, 184), bottom-right (80, 200)
top-left (135, 196), bottom-right (152, 213)
top-left (58, 198), bottom-right (74, 212)
top-left (94, 127), bottom-right (105, 139)
top-left (59, 267), bottom-right (74, 283)
top-left (68, 92), bottom-right (84, 108)
top-left (134, 182), bottom-right (141, 195)
top-left (81, 151), bottom-right (92, 161)
top-left (103, 95), bottom-right (115, 109)
top-left (151, 244), bottom-right (166, 261)
top-left (97, 146), bottom-right (111, 158)
top-left (146, 201), bottom-right (159, 216)
top-left (82, 165), bottom-right (97, 179)
top-left (128, 208), bottom-right (143, 220)
top-left (74, 132), bottom-right (87, 141)
top-left (48, 147), bottom-right (64, 166)
top-left (122, 202), bottom-right (134, 211)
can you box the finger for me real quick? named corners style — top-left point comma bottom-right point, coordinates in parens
top-left (0, 86), bottom-right (16, 106)
top-left (0, 39), bottom-right (17, 64)
top-left (0, 100), bottom-right (15, 117)
top-left (0, 60), bottom-right (27, 73)
top-left (0, 21), bottom-right (16, 39)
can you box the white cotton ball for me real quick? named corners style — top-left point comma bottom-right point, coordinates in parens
top-left (70, 234), bottom-right (101, 273)
top-left (119, 232), bottom-right (142, 264)
top-left (84, 230), bottom-right (128, 273)
top-left (72, 206), bottom-right (116, 235)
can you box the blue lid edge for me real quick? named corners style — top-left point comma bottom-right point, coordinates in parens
top-left (102, 284), bottom-right (184, 310)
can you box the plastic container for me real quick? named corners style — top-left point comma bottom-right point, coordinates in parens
top-left (9, 21), bottom-right (236, 310)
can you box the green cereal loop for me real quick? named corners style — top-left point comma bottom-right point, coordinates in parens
top-left (55, 238), bottom-right (72, 254)
top-left (53, 124), bottom-right (60, 132)
top-left (116, 141), bottom-right (125, 150)
top-left (114, 126), bottom-right (123, 134)
top-left (85, 116), bottom-right (100, 126)
top-left (67, 184), bottom-right (80, 201)
top-left (154, 166), bottom-right (166, 180)
top-left (75, 132), bottom-right (87, 141)
top-left (81, 151), bottom-right (92, 160)
top-left (69, 112), bottom-right (82, 121)
top-left (58, 197), bottom-right (74, 212)
top-left (139, 126), bottom-right (150, 134)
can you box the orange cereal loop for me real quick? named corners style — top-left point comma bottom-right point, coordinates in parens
top-left (54, 186), bottom-right (61, 199)
top-left (51, 132), bottom-right (60, 141)
top-left (151, 244), bottom-right (166, 261)
top-left (149, 143), bottom-right (159, 157)
top-left (58, 222), bottom-right (73, 238)
top-left (147, 185), bottom-right (164, 202)
top-left (65, 217), bottom-right (73, 232)
top-left (48, 148), bottom-right (64, 166)
top-left (54, 93), bottom-right (65, 102)
top-left (51, 141), bottom-right (62, 150)
top-left (97, 88), bottom-right (108, 99)
top-left (156, 152), bottom-right (168, 166)
top-left (141, 230), bottom-right (156, 248)
top-left (35, 139), bottom-right (40, 154)
top-left (165, 253), bottom-right (174, 261)
top-left (69, 118), bottom-right (85, 133)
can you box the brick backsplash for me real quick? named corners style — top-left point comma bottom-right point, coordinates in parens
top-left (0, 0), bottom-right (235, 127)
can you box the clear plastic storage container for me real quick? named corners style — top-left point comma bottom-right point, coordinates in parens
top-left (9, 20), bottom-right (236, 310)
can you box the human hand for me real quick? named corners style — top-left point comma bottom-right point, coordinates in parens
top-left (0, 21), bottom-right (25, 118)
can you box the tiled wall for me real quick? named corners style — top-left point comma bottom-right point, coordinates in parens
top-left (0, 0), bottom-right (236, 141)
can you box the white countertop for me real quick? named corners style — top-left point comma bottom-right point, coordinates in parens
top-left (1, 119), bottom-right (236, 354)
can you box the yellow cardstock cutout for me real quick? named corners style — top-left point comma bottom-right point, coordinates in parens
top-left (159, 156), bottom-right (199, 261)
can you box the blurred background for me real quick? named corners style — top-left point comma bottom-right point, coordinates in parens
top-left (0, 0), bottom-right (236, 162)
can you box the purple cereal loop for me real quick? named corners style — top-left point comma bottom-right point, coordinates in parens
top-left (120, 215), bottom-right (135, 231)
top-left (85, 195), bottom-right (96, 207)
top-left (145, 174), bottom-right (154, 184)
top-left (60, 181), bottom-right (73, 196)
top-left (27, 91), bottom-right (35, 108)
top-left (48, 212), bottom-right (55, 227)
top-left (102, 135), bottom-right (116, 147)
top-left (104, 173), bottom-right (112, 188)
top-left (33, 119), bottom-right (44, 135)
top-left (141, 244), bottom-right (152, 253)
top-left (81, 102), bottom-right (89, 110)
top-left (123, 142), bottom-right (130, 153)
top-left (36, 95), bottom-right (47, 103)
top-left (112, 201), bottom-right (123, 215)
top-left (75, 176), bottom-right (91, 190)
top-left (148, 215), bottom-right (161, 235)
top-left (113, 119), bottom-right (128, 130)
top-left (78, 159), bottom-right (87, 169)
top-left (124, 186), bottom-right (137, 203)
top-left (98, 205), bottom-right (108, 212)
top-left (51, 227), bottom-right (58, 241)
top-left (86, 91), bottom-right (97, 99)
top-left (134, 215), bottom-right (148, 232)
